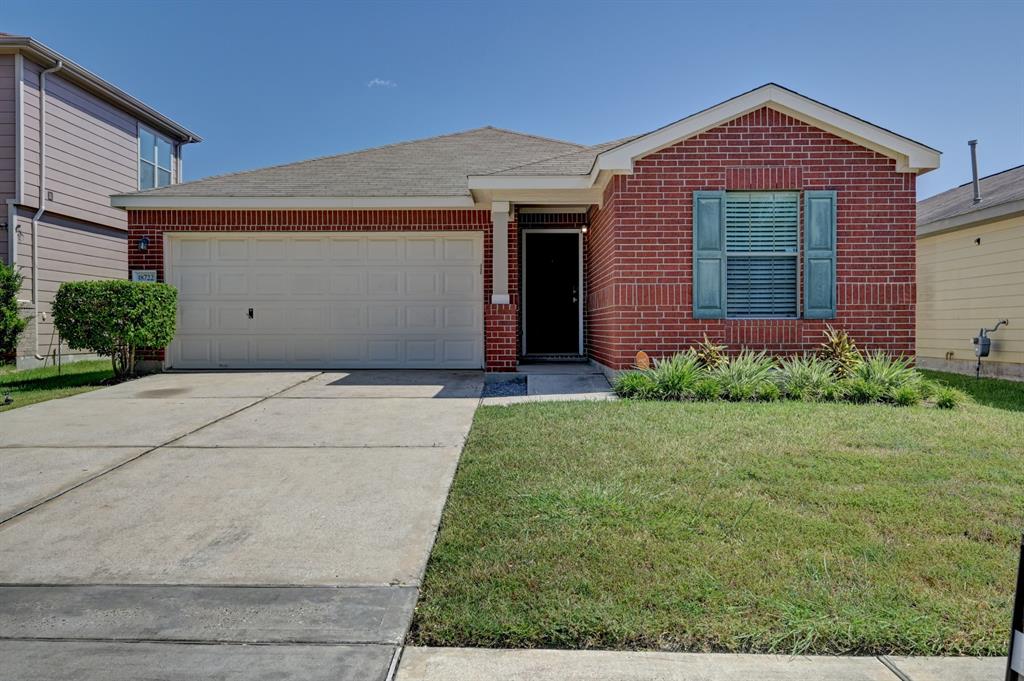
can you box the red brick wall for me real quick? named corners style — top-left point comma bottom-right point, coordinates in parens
top-left (587, 106), bottom-right (917, 370)
top-left (127, 209), bottom-right (519, 371)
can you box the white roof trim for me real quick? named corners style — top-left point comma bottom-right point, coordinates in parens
top-left (599, 84), bottom-right (939, 175)
top-left (110, 195), bottom-right (478, 209)
top-left (468, 84), bottom-right (940, 192)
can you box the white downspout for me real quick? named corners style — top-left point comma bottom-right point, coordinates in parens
top-left (30, 59), bottom-right (63, 361)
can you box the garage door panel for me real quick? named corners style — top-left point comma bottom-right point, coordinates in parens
top-left (443, 271), bottom-right (476, 297)
top-left (330, 238), bottom-right (362, 261)
top-left (215, 272), bottom-right (248, 296)
top-left (368, 271), bottom-right (402, 296)
top-left (177, 239), bottom-right (212, 263)
top-left (167, 233), bottom-right (484, 369)
top-left (368, 305), bottom-right (401, 329)
top-left (177, 271), bottom-right (212, 297)
top-left (330, 305), bottom-right (365, 330)
top-left (406, 271), bottom-right (439, 296)
top-left (252, 240), bottom-right (288, 260)
top-left (444, 237), bottom-right (478, 262)
top-left (216, 239), bottom-right (248, 260)
top-left (367, 238), bottom-right (401, 261)
top-left (216, 307), bottom-right (250, 331)
top-left (331, 271), bottom-right (365, 296)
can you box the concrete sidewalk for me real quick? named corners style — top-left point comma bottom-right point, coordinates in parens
top-left (394, 647), bottom-right (1003, 681)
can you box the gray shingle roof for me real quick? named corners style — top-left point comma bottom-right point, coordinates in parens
top-left (918, 164), bottom-right (1024, 226)
top-left (484, 136), bottom-right (641, 176)
top-left (132, 127), bottom-right (585, 198)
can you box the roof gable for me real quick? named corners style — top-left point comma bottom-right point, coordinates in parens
top-left (596, 84), bottom-right (939, 175)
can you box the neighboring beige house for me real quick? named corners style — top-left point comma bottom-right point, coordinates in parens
top-left (0, 34), bottom-right (200, 367)
top-left (917, 164), bottom-right (1023, 379)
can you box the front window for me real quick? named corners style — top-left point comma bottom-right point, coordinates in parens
top-left (139, 126), bottom-right (174, 190)
top-left (725, 191), bottom-right (799, 318)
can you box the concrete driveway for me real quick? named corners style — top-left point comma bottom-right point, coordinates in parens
top-left (0, 370), bottom-right (482, 680)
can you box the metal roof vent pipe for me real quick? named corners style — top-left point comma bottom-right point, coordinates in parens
top-left (968, 139), bottom-right (982, 204)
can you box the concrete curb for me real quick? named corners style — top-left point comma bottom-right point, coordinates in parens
top-left (393, 647), bottom-right (1004, 681)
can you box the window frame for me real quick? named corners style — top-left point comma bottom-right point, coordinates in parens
top-left (138, 124), bottom-right (175, 191)
top-left (723, 190), bottom-right (802, 320)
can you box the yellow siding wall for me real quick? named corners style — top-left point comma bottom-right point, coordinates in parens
top-left (917, 213), bottom-right (1024, 378)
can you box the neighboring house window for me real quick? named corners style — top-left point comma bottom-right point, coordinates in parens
top-left (724, 192), bottom-right (799, 318)
top-left (691, 189), bottom-right (837, 320)
top-left (139, 126), bottom-right (174, 190)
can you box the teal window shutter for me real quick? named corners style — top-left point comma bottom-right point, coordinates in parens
top-left (803, 190), bottom-right (838, 319)
top-left (692, 191), bottom-right (726, 319)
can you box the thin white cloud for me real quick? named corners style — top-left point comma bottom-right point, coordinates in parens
top-left (367, 78), bottom-right (397, 88)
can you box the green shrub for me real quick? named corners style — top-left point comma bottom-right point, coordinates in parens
top-left (712, 350), bottom-right (776, 401)
top-left (754, 382), bottom-right (781, 402)
top-left (0, 262), bottom-right (27, 356)
top-left (52, 280), bottom-right (177, 379)
top-left (845, 377), bottom-right (884, 404)
top-left (934, 387), bottom-right (964, 409)
top-left (693, 378), bottom-right (722, 401)
top-left (650, 352), bottom-right (705, 400)
top-left (918, 380), bottom-right (938, 400)
top-left (693, 335), bottom-right (728, 370)
top-left (613, 370), bottom-right (659, 399)
top-left (819, 325), bottom-right (862, 377)
top-left (777, 355), bottom-right (838, 401)
top-left (890, 385), bottom-right (921, 407)
top-left (851, 352), bottom-right (921, 396)
top-left (820, 381), bottom-right (848, 402)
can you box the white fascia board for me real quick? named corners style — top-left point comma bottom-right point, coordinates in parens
top-left (597, 84), bottom-right (940, 175)
top-left (110, 195), bottom-right (478, 209)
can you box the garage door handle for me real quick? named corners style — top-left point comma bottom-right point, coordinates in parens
top-left (247, 307), bottom-right (254, 319)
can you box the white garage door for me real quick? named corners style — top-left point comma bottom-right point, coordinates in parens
top-left (166, 232), bottom-right (484, 369)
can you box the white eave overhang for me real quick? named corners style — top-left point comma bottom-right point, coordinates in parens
top-left (467, 83), bottom-right (941, 198)
top-left (110, 195), bottom-right (478, 210)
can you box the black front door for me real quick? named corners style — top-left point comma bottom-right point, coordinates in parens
top-left (523, 231), bottom-right (580, 355)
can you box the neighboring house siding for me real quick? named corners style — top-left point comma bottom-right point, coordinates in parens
top-left (0, 54), bottom-right (15, 203)
top-left (13, 207), bottom-right (127, 359)
top-left (126, 209), bottom-right (520, 371)
top-left (21, 58), bottom-right (138, 229)
top-left (586, 106), bottom-right (917, 370)
top-left (917, 214), bottom-right (1024, 379)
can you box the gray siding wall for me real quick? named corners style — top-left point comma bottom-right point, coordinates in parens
top-left (13, 206), bottom-right (127, 357)
top-left (21, 57), bottom-right (139, 230)
top-left (0, 54), bottom-right (15, 202)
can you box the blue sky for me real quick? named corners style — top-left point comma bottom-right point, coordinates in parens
top-left (5, 0), bottom-right (1023, 198)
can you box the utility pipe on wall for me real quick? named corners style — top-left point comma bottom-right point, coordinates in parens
top-left (30, 59), bottom-right (63, 362)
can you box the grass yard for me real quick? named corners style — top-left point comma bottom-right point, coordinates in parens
top-left (0, 359), bottom-right (114, 412)
top-left (410, 371), bottom-right (1024, 656)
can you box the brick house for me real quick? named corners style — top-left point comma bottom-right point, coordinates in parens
top-left (111, 84), bottom-right (939, 373)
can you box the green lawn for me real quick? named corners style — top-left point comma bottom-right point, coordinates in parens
top-left (0, 359), bottom-right (114, 412)
top-left (410, 371), bottom-right (1024, 656)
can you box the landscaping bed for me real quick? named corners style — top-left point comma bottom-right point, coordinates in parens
top-left (410, 371), bottom-right (1024, 655)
